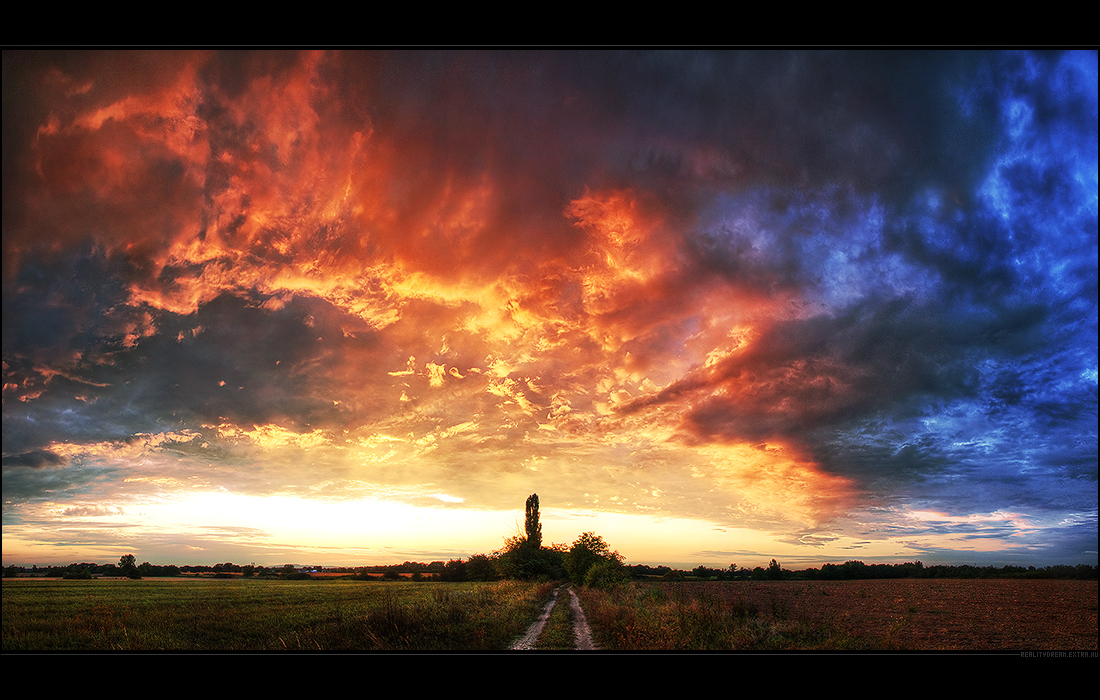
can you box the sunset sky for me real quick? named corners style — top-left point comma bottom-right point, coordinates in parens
top-left (3, 49), bottom-right (1096, 570)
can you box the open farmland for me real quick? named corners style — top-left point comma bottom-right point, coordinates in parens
top-left (4, 577), bottom-right (1096, 652)
top-left (2, 578), bottom-right (555, 651)
top-left (577, 579), bottom-right (1098, 651)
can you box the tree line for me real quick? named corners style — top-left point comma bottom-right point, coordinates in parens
top-left (658, 559), bottom-right (1097, 581)
top-left (9, 558), bottom-right (1093, 583)
top-left (2, 558), bottom-right (281, 580)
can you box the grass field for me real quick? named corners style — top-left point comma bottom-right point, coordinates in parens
top-left (2, 578), bottom-right (555, 651)
top-left (5, 577), bottom-right (1096, 651)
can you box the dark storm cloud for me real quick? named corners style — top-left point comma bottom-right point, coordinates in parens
top-left (2, 243), bottom-right (140, 366)
top-left (2, 458), bottom-right (120, 504)
top-left (554, 51), bottom-right (1001, 203)
top-left (623, 292), bottom-right (1046, 439)
top-left (128, 292), bottom-right (364, 429)
top-left (236, 50), bottom-right (1004, 276)
top-left (600, 50), bottom-right (1095, 528)
top-left (2, 280), bottom-right (401, 455)
top-left (2, 449), bottom-right (66, 468)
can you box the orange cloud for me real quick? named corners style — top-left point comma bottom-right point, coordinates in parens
top-left (695, 441), bottom-right (859, 529)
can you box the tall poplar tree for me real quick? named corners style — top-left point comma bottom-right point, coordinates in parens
top-left (524, 493), bottom-right (542, 549)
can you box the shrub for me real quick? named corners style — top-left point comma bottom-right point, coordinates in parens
top-left (62, 570), bottom-right (93, 580)
top-left (465, 554), bottom-right (499, 582)
top-left (495, 537), bottom-right (565, 581)
top-left (564, 532), bottom-right (623, 586)
top-left (585, 560), bottom-right (630, 590)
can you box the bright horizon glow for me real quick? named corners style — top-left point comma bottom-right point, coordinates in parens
top-left (0, 488), bottom-right (1068, 569)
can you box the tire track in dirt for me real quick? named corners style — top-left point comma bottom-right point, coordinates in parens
top-left (568, 587), bottom-right (598, 650)
top-left (510, 586), bottom-right (561, 650)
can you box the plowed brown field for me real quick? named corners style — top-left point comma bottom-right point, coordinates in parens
top-left (651, 579), bottom-right (1098, 651)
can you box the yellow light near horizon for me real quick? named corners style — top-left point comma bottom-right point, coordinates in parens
top-left (31, 489), bottom-right (807, 566)
top-left (3, 491), bottom-right (1044, 569)
top-left (140, 491), bottom-right (519, 551)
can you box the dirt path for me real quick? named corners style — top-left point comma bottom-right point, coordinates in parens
top-left (510, 585), bottom-right (598, 650)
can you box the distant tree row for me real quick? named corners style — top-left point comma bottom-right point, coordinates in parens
top-left (11, 558), bottom-right (1092, 583)
top-left (5, 557), bottom-right (184, 580)
top-left (4, 560), bottom-right (295, 579)
top-left (649, 560), bottom-right (1098, 581)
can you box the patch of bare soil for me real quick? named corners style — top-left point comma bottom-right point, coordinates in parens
top-left (657, 579), bottom-right (1098, 651)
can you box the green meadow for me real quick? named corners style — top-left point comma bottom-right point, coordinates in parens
top-left (2, 578), bottom-right (555, 651)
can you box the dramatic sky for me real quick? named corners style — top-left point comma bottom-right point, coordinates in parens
top-left (3, 49), bottom-right (1096, 570)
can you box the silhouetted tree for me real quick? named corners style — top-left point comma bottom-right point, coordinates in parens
top-left (118, 554), bottom-right (140, 578)
top-left (767, 559), bottom-right (783, 580)
top-left (496, 535), bottom-right (565, 580)
top-left (466, 553), bottom-right (498, 581)
top-left (525, 493), bottom-right (542, 549)
top-left (441, 558), bottom-right (468, 582)
top-left (495, 494), bottom-right (566, 581)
